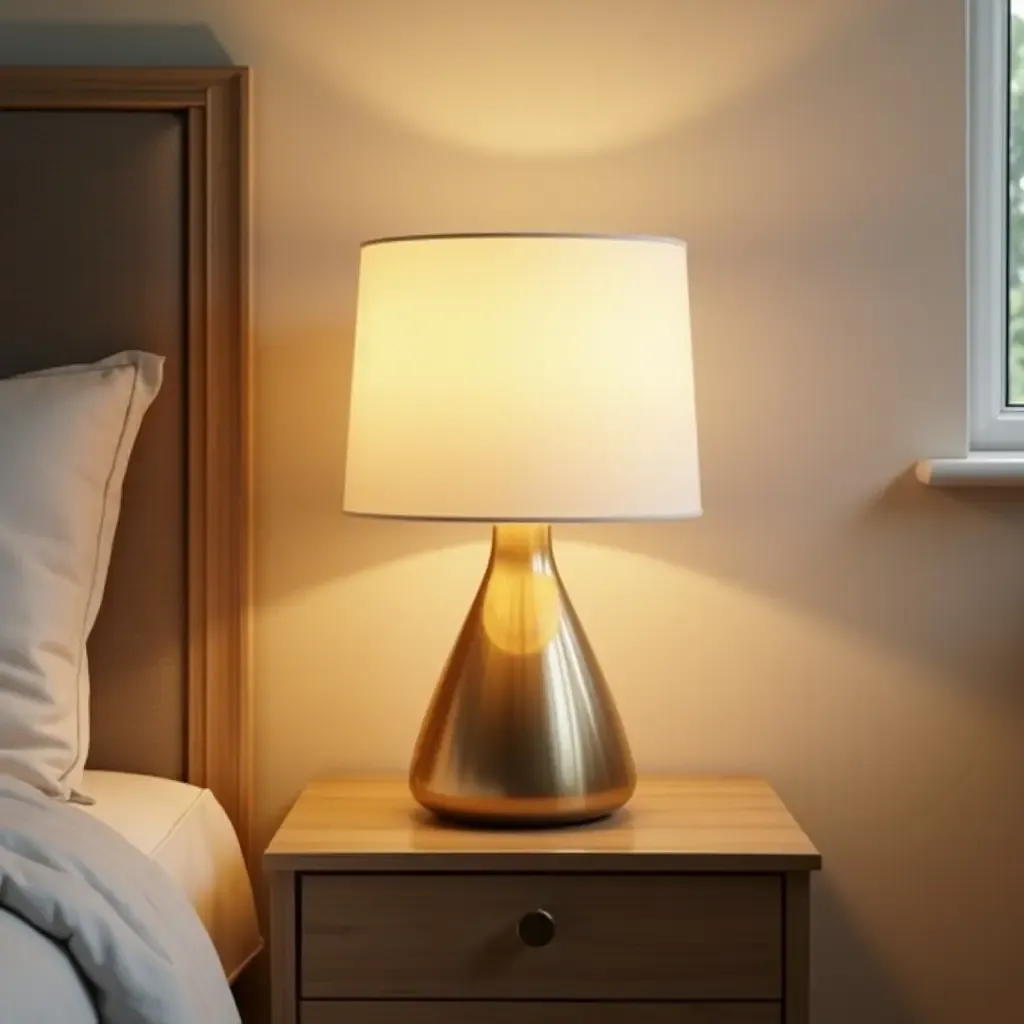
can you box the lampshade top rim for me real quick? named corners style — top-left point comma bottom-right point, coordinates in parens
top-left (360, 231), bottom-right (687, 250)
top-left (342, 510), bottom-right (703, 524)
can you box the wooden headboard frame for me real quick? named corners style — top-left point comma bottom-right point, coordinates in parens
top-left (0, 68), bottom-right (252, 844)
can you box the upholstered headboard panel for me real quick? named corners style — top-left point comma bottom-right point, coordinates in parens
top-left (0, 70), bottom-right (250, 839)
top-left (0, 109), bottom-right (188, 778)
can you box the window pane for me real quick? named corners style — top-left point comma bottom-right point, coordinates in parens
top-left (1010, 3), bottom-right (1024, 403)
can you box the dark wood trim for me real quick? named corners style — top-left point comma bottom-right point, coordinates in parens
top-left (0, 67), bottom-right (252, 849)
top-left (0, 67), bottom-right (242, 108)
top-left (182, 70), bottom-right (252, 853)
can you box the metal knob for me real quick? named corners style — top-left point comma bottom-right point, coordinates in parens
top-left (517, 909), bottom-right (556, 947)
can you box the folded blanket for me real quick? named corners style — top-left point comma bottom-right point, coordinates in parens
top-left (0, 774), bottom-right (240, 1024)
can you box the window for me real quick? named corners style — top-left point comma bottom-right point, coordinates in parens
top-left (970, 0), bottom-right (1024, 449)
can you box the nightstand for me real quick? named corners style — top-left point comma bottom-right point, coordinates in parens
top-left (264, 777), bottom-right (821, 1024)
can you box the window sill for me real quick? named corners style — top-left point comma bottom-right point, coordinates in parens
top-left (916, 453), bottom-right (1024, 487)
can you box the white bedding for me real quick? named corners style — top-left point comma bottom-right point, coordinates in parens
top-left (0, 774), bottom-right (240, 1023)
top-left (80, 771), bottom-right (262, 981)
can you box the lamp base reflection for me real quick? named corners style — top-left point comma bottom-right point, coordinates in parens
top-left (410, 523), bottom-right (635, 827)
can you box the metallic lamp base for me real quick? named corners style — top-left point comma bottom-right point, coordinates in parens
top-left (409, 524), bottom-right (635, 828)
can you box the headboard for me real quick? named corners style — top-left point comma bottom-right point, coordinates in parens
top-left (0, 69), bottom-right (251, 844)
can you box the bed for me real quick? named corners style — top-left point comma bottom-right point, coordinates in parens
top-left (0, 67), bottom-right (256, 1022)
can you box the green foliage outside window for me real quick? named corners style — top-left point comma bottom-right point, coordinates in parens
top-left (1009, 14), bottom-right (1024, 401)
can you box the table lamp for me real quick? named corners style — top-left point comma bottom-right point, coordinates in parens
top-left (344, 233), bottom-right (701, 826)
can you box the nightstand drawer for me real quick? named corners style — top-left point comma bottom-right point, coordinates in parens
top-left (302, 1003), bottom-right (782, 1024)
top-left (300, 873), bottom-right (782, 1000)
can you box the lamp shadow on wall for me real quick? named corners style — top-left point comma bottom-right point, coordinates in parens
top-left (812, 877), bottom-right (925, 1024)
top-left (0, 21), bottom-right (231, 65)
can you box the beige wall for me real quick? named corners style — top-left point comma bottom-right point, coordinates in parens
top-left (3, 0), bottom-right (1023, 1020)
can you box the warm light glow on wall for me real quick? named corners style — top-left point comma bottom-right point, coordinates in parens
top-left (259, 0), bottom-right (874, 156)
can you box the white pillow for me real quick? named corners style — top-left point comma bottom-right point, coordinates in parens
top-left (0, 351), bottom-right (163, 800)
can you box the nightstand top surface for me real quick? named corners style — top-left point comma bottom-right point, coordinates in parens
top-left (264, 776), bottom-right (821, 873)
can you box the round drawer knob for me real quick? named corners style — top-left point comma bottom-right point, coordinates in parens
top-left (517, 909), bottom-right (556, 948)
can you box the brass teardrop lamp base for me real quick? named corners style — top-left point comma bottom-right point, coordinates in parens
top-left (409, 524), bottom-right (636, 827)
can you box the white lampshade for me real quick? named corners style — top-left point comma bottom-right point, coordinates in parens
top-left (344, 233), bottom-right (701, 522)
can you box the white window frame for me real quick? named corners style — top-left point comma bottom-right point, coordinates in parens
top-left (968, 0), bottom-right (1023, 450)
top-left (920, 1), bottom-right (1024, 484)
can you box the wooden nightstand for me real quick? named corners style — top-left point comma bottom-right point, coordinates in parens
top-left (265, 777), bottom-right (821, 1024)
